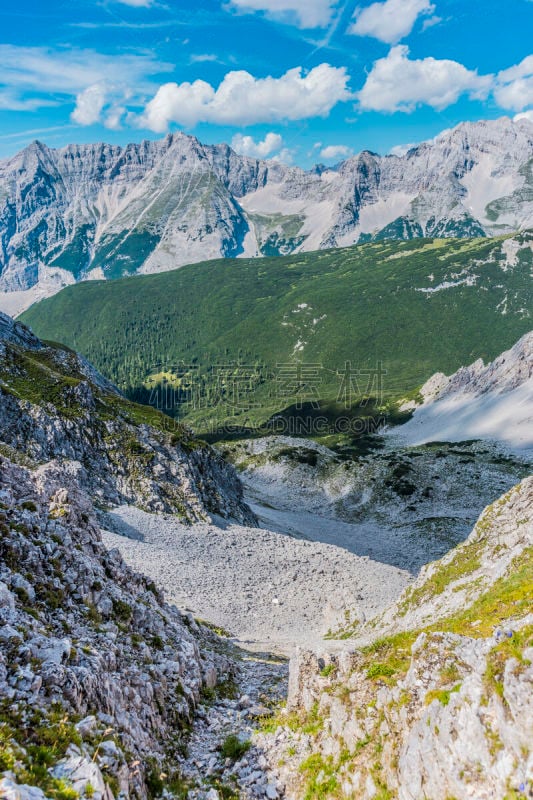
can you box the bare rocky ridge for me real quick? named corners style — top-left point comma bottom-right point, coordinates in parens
top-left (394, 329), bottom-right (533, 452)
top-left (421, 330), bottom-right (533, 399)
top-left (0, 313), bottom-right (531, 800)
top-left (1, 117), bottom-right (533, 313)
top-left (0, 312), bottom-right (255, 523)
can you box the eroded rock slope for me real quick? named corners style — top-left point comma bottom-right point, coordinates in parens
top-left (253, 478), bottom-right (533, 800)
top-left (0, 312), bottom-right (254, 523)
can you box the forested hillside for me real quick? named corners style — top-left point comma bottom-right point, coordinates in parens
top-left (21, 233), bottom-right (533, 435)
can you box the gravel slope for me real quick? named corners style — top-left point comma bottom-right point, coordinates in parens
top-left (101, 506), bottom-right (410, 654)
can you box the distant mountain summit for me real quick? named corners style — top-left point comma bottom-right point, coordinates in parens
top-left (1, 117), bottom-right (533, 313)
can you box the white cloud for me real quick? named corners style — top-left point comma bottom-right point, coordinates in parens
top-left (71, 84), bottom-right (107, 125)
top-left (226, 0), bottom-right (338, 28)
top-left (190, 54), bottom-right (220, 64)
top-left (231, 132), bottom-right (283, 158)
top-left (104, 105), bottom-right (127, 130)
top-left (389, 142), bottom-right (417, 156)
top-left (0, 45), bottom-right (167, 94)
top-left (349, 0), bottom-right (435, 43)
top-left (494, 55), bottom-right (533, 111)
top-left (0, 44), bottom-right (170, 113)
top-left (421, 14), bottom-right (442, 31)
top-left (320, 144), bottom-right (351, 159)
top-left (357, 46), bottom-right (491, 112)
top-left (271, 147), bottom-right (294, 164)
top-left (0, 92), bottom-right (56, 112)
top-left (514, 110), bottom-right (533, 123)
top-left (139, 64), bottom-right (351, 131)
top-left (115, 0), bottom-right (154, 6)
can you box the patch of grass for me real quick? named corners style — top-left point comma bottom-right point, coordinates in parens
top-left (299, 753), bottom-right (338, 800)
top-left (399, 540), bottom-right (483, 614)
top-left (1, 345), bottom-right (84, 420)
top-left (196, 618), bottom-right (233, 638)
top-left (366, 663), bottom-right (397, 680)
top-left (0, 702), bottom-right (82, 800)
top-left (437, 546), bottom-right (533, 638)
top-left (214, 678), bottom-right (239, 700)
top-left (425, 683), bottom-right (462, 706)
top-left (206, 776), bottom-right (240, 800)
top-left (112, 598), bottom-right (133, 623)
top-left (360, 631), bottom-right (418, 686)
top-left (484, 625), bottom-right (533, 698)
top-left (219, 734), bottom-right (250, 761)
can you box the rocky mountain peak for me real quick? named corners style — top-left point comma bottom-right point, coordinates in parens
top-left (1, 117), bottom-right (533, 315)
top-left (0, 310), bottom-right (42, 350)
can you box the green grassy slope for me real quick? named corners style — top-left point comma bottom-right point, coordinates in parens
top-left (21, 233), bottom-right (533, 435)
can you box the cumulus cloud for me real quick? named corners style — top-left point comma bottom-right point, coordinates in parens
top-left (514, 110), bottom-right (533, 123)
top-left (349, 0), bottom-right (435, 43)
top-left (357, 46), bottom-right (491, 112)
top-left (231, 132), bottom-right (283, 158)
top-left (389, 142), bottom-right (417, 156)
top-left (226, 0), bottom-right (338, 28)
top-left (320, 144), bottom-right (351, 159)
top-left (271, 147), bottom-right (295, 164)
top-left (494, 55), bottom-right (533, 111)
top-left (138, 64), bottom-right (351, 131)
top-left (71, 84), bottom-right (107, 125)
top-left (104, 105), bottom-right (128, 130)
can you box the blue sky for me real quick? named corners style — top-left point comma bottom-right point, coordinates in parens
top-left (0, 0), bottom-right (532, 165)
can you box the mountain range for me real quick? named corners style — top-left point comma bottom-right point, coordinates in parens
top-left (2, 116), bottom-right (533, 315)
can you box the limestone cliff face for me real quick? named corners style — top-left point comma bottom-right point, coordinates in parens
top-left (257, 478), bottom-right (533, 800)
top-left (0, 312), bottom-right (256, 524)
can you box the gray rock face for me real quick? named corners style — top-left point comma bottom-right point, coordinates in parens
top-left (0, 313), bottom-right (255, 523)
top-left (0, 454), bottom-right (237, 799)
top-left (393, 330), bottom-right (533, 452)
top-left (0, 311), bottom-right (42, 350)
top-left (1, 118), bottom-right (532, 309)
top-left (422, 330), bottom-right (533, 399)
top-left (254, 478), bottom-right (533, 800)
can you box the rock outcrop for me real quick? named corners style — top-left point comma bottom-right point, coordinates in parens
top-left (0, 312), bottom-right (255, 523)
top-left (0, 454), bottom-right (236, 800)
top-left (254, 478), bottom-right (533, 799)
top-left (422, 330), bottom-right (533, 398)
top-left (394, 330), bottom-right (533, 452)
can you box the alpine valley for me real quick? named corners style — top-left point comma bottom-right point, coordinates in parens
top-left (2, 116), bottom-right (533, 315)
top-left (0, 118), bottom-right (532, 800)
